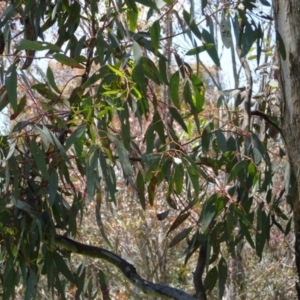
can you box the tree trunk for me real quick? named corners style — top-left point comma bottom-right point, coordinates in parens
top-left (273, 1), bottom-right (300, 297)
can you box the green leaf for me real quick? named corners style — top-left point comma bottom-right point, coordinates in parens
top-left (10, 95), bottom-right (27, 120)
top-left (147, 175), bottom-right (157, 206)
top-left (202, 29), bottom-right (220, 67)
top-left (226, 203), bottom-right (237, 236)
top-left (185, 44), bottom-right (214, 55)
top-left (5, 64), bottom-right (17, 111)
top-left (204, 266), bottom-right (218, 293)
top-left (201, 126), bottom-right (212, 154)
top-left (150, 20), bottom-right (160, 55)
top-left (158, 57), bottom-right (168, 84)
top-left (49, 171), bottom-right (58, 206)
top-left (127, 7), bottom-right (138, 31)
top-left (24, 269), bottom-right (37, 300)
top-left (218, 257), bottom-right (227, 298)
top-left (30, 139), bottom-right (49, 180)
top-left (183, 10), bottom-right (202, 40)
top-left (152, 111), bottom-right (166, 145)
top-left (200, 194), bottom-right (217, 232)
top-left (276, 30), bottom-right (286, 60)
top-left (3, 258), bottom-right (17, 300)
top-left (132, 60), bottom-right (147, 97)
top-left (82, 72), bottom-right (102, 90)
top-left (53, 53), bottom-right (84, 69)
top-left (46, 66), bottom-right (60, 93)
top-left (0, 4), bottom-right (15, 28)
top-left (118, 103), bottom-right (131, 150)
top-left (169, 227), bottom-right (193, 248)
top-left (169, 106), bottom-right (188, 132)
top-left (227, 160), bottom-right (248, 184)
top-left (0, 91), bottom-right (9, 113)
top-left (256, 202), bottom-right (267, 260)
top-left (241, 19), bottom-right (257, 57)
top-left (167, 212), bottom-right (190, 235)
top-left (183, 81), bottom-right (196, 112)
top-left (170, 71), bottom-right (180, 108)
top-left (142, 57), bottom-right (162, 84)
top-left (53, 252), bottom-right (76, 284)
top-left (174, 52), bottom-right (185, 78)
top-left (114, 138), bottom-right (133, 176)
top-left (190, 74), bottom-right (204, 112)
top-left (251, 132), bottom-right (270, 165)
top-left (65, 125), bottom-right (86, 151)
top-left (99, 152), bottom-right (117, 203)
top-left (135, 0), bottom-right (157, 9)
top-left (216, 130), bottom-right (227, 153)
top-left (240, 219), bottom-right (255, 248)
top-left (31, 83), bottom-right (57, 101)
top-left (36, 125), bottom-right (69, 161)
top-left (174, 162), bottom-right (184, 194)
top-left (186, 166), bottom-right (200, 196)
top-left (86, 146), bottom-right (98, 203)
top-left (15, 40), bottom-right (61, 51)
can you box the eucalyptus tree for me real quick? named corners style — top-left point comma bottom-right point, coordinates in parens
top-left (0, 0), bottom-right (294, 299)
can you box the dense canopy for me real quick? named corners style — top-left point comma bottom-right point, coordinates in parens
top-left (0, 0), bottom-right (296, 299)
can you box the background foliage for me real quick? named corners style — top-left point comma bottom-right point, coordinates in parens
top-left (0, 0), bottom-right (295, 299)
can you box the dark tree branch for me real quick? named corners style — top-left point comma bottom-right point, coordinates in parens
top-left (50, 235), bottom-right (196, 300)
top-left (193, 240), bottom-right (207, 300)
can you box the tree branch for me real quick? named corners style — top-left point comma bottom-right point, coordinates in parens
top-left (51, 235), bottom-right (196, 300)
top-left (193, 240), bottom-right (207, 300)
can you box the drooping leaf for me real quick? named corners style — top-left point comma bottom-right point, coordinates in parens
top-left (200, 194), bottom-right (218, 232)
top-left (227, 160), bottom-right (249, 183)
top-left (167, 212), bottom-right (190, 236)
top-left (276, 30), bottom-right (286, 60)
top-left (114, 138), bottom-right (133, 176)
top-left (169, 106), bottom-right (188, 132)
top-left (170, 71), bottom-right (180, 108)
top-left (46, 66), bottom-right (61, 93)
top-left (218, 257), bottom-right (227, 298)
top-left (24, 269), bottom-right (38, 300)
top-left (16, 40), bottom-right (61, 52)
top-left (5, 64), bottom-right (17, 111)
top-left (158, 57), bottom-right (169, 84)
top-left (53, 53), bottom-right (84, 69)
top-left (185, 43), bottom-right (214, 56)
top-left (204, 266), bottom-right (218, 293)
top-left (49, 171), bottom-right (58, 206)
top-left (169, 227), bottom-right (193, 248)
top-left (150, 20), bottom-right (160, 55)
top-left (241, 18), bottom-right (257, 57)
top-left (30, 139), bottom-right (49, 180)
top-left (216, 130), bottom-right (227, 153)
top-left (202, 29), bottom-right (220, 67)
top-left (183, 10), bottom-right (202, 40)
top-left (53, 252), bottom-right (76, 284)
top-left (256, 202), bottom-right (267, 260)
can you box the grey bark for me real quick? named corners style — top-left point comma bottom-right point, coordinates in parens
top-left (273, 1), bottom-right (300, 298)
